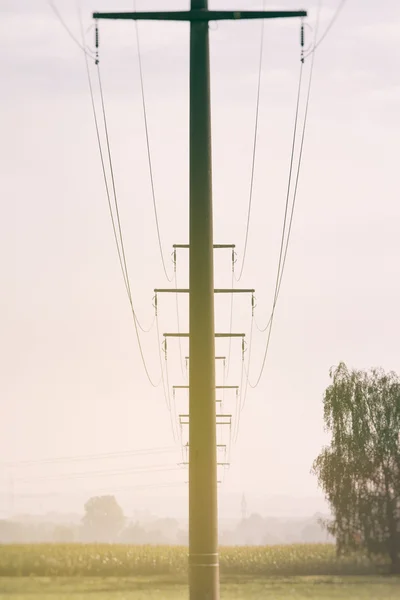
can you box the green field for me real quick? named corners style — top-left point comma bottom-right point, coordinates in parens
top-left (1, 576), bottom-right (400, 599)
top-left (0, 544), bottom-right (399, 599)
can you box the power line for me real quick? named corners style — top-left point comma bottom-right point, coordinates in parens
top-left (89, 480), bottom-right (186, 494)
top-left (225, 270), bottom-right (235, 378)
top-left (78, 10), bottom-right (161, 387)
top-left (304, 0), bottom-right (347, 59)
top-left (16, 465), bottom-right (182, 483)
top-left (246, 8), bottom-right (320, 388)
top-left (8, 480), bottom-right (186, 499)
top-left (165, 354), bottom-right (180, 444)
top-left (174, 265), bottom-right (187, 380)
top-left (234, 354), bottom-right (245, 445)
top-left (255, 61), bottom-right (304, 333)
top-left (0, 447), bottom-right (176, 468)
top-left (49, 0), bottom-right (96, 60)
top-left (234, 315), bottom-right (254, 443)
top-left (133, 14), bottom-right (174, 282)
top-left (56, 3), bottom-right (161, 336)
top-left (155, 313), bottom-right (178, 443)
top-left (235, 1), bottom-right (266, 281)
top-left (56, 3), bottom-right (145, 330)
top-left (74, 9), bottom-right (156, 336)
top-left (96, 65), bottom-right (156, 336)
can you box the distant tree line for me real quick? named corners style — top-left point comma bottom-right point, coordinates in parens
top-left (0, 494), bottom-right (330, 546)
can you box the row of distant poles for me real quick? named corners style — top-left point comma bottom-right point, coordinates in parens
top-left (155, 243), bottom-right (255, 462)
top-left (93, 4), bottom-right (306, 600)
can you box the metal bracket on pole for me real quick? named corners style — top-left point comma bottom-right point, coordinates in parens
top-left (232, 249), bottom-right (237, 272)
top-left (173, 385), bottom-right (238, 390)
top-left (173, 244), bottom-right (236, 249)
top-left (155, 288), bottom-right (255, 294)
top-left (242, 337), bottom-right (247, 361)
top-left (164, 333), bottom-right (245, 338)
top-left (153, 293), bottom-right (158, 316)
top-left (216, 414), bottom-right (232, 426)
top-left (180, 414), bottom-right (232, 426)
top-left (251, 293), bottom-right (256, 317)
top-left (185, 356), bottom-right (226, 361)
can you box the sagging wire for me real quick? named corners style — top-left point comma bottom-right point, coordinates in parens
top-left (93, 18), bottom-right (157, 338)
top-left (133, 3), bottom-right (174, 282)
top-left (225, 251), bottom-right (236, 378)
top-left (155, 310), bottom-right (179, 442)
top-left (78, 11), bottom-right (161, 389)
top-left (234, 314), bottom-right (254, 444)
top-left (174, 250), bottom-right (187, 381)
top-left (246, 6), bottom-right (321, 388)
top-left (303, 0), bottom-right (347, 60)
top-left (49, 0), bottom-right (96, 61)
top-left (234, 0), bottom-right (266, 281)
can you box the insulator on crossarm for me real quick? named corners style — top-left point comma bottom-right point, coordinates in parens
top-left (251, 294), bottom-right (256, 316)
top-left (300, 20), bottom-right (305, 63)
top-left (95, 21), bottom-right (99, 64)
top-left (232, 250), bottom-right (238, 272)
top-left (173, 249), bottom-right (177, 271)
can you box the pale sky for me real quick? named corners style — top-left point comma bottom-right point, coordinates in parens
top-left (1, 0), bottom-right (399, 520)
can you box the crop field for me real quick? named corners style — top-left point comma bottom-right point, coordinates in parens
top-left (0, 543), bottom-right (388, 577)
top-left (0, 544), bottom-right (399, 599)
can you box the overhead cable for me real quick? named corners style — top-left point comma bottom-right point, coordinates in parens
top-left (16, 465), bottom-right (183, 483)
top-left (96, 65), bottom-right (156, 334)
top-left (78, 12), bottom-right (161, 387)
top-left (234, 315), bottom-right (254, 444)
top-left (155, 313), bottom-right (178, 443)
top-left (304, 0), bottom-right (347, 59)
top-left (247, 9), bottom-right (320, 388)
top-left (235, 3), bottom-right (266, 281)
top-left (174, 262), bottom-right (187, 380)
top-left (10, 481), bottom-right (186, 499)
top-left (225, 270), bottom-right (235, 378)
top-left (254, 62), bottom-right (304, 333)
top-left (134, 15), bottom-right (174, 282)
top-left (49, 0), bottom-right (95, 60)
top-left (1, 446), bottom-right (177, 468)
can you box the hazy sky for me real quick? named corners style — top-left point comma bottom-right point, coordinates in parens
top-left (1, 0), bottom-right (399, 519)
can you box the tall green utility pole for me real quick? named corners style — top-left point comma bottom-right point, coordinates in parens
top-left (188, 6), bottom-right (217, 594)
top-left (93, 5), bottom-right (306, 599)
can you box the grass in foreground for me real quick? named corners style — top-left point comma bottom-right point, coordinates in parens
top-left (1, 576), bottom-right (400, 599)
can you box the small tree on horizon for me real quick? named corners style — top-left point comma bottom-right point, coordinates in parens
top-left (82, 495), bottom-right (125, 543)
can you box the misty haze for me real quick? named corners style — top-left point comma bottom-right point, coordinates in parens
top-left (1, 1), bottom-right (400, 599)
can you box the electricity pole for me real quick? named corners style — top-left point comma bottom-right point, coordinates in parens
top-left (188, 3), bottom-right (218, 596)
top-left (93, 5), bottom-right (306, 599)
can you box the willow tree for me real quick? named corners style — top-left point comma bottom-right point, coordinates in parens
top-left (313, 362), bottom-right (400, 572)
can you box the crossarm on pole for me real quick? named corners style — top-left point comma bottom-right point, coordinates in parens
top-left (94, 10), bottom-right (307, 22)
top-left (155, 288), bottom-right (254, 293)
